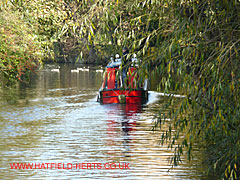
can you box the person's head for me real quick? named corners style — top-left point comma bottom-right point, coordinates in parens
top-left (122, 47), bottom-right (129, 55)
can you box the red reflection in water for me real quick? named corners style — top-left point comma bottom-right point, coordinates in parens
top-left (105, 103), bottom-right (143, 156)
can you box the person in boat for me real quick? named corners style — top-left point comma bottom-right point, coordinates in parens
top-left (121, 47), bottom-right (131, 87)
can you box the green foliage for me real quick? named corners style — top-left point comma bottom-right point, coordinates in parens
top-left (0, 0), bottom-right (67, 85)
top-left (8, 0), bottom-right (68, 60)
top-left (0, 0), bottom-right (71, 85)
top-left (0, 8), bottom-right (41, 86)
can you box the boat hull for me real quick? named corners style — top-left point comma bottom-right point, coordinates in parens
top-left (98, 89), bottom-right (148, 104)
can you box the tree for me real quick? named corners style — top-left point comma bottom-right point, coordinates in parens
top-left (0, 7), bottom-right (41, 86)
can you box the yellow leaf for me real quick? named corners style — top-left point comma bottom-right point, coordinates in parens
top-left (230, 83), bottom-right (234, 93)
top-left (91, 23), bottom-right (96, 30)
top-left (168, 62), bottom-right (171, 73)
top-left (90, 26), bottom-right (95, 38)
top-left (217, 56), bottom-right (221, 63)
top-left (212, 87), bottom-right (215, 95)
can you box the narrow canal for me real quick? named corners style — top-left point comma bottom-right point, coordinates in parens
top-left (0, 64), bottom-right (205, 179)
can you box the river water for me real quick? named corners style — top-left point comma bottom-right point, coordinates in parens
top-left (0, 64), bottom-right (205, 179)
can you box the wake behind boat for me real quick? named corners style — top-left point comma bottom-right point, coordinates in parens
top-left (97, 54), bottom-right (148, 104)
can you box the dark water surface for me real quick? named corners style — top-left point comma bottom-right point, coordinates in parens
top-left (0, 64), bottom-right (205, 179)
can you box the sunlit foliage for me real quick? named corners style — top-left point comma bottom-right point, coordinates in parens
top-left (0, 0), bottom-right (66, 85)
top-left (0, 8), bottom-right (41, 86)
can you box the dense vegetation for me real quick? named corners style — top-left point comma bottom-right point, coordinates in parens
top-left (0, 0), bottom-right (239, 179)
top-left (0, 0), bottom-right (65, 85)
top-left (0, 7), bottom-right (40, 85)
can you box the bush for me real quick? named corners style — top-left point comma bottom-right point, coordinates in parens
top-left (0, 8), bottom-right (42, 86)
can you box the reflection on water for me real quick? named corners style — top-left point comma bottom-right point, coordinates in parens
top-left (0, 64), bottom-right (204, 179)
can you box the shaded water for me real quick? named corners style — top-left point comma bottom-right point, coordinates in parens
top-left (0, 64), bottom-right (205, 179)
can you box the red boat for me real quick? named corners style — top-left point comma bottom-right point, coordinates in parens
top-left (97, 55), bottom-right (148, 104)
